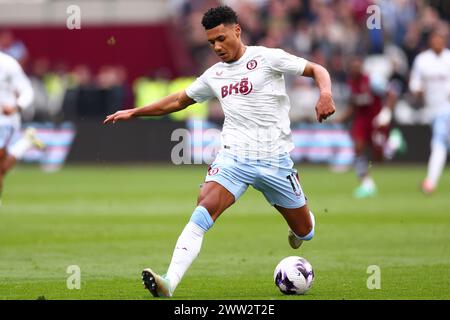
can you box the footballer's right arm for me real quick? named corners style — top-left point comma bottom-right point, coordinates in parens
top-left (103, 90), bottom-right (196, 124)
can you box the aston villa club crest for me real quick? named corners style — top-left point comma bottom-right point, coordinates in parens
top-left (246, 59), bottom-right (257, 70)
top-left (208, 168), bottom-right (219, 176)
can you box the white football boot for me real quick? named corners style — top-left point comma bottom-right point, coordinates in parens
top-left (288, 229), bottom-right (303, 249)
top-left (142, 268), bottom-right (173, 298)
top-left (25, 127), bottom-right (45, 150)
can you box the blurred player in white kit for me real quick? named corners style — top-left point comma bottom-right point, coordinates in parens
top-left (409, 26), bottom-right (450, 194)
top-left (0, 51), bottom-right (44, 203)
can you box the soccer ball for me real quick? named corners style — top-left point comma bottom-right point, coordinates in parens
top-left (274, 256), bottom-right (314, 295)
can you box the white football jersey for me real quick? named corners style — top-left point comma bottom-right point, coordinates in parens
top-left (409, 48), bottom-right (450, 118)
top-left (0, 51), bottom-right (34, 126)
top-left (186, 45), bottom-right (307, 159)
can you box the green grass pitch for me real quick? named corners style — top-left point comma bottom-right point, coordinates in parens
top-left (0, 164), bottom-right (449, 300)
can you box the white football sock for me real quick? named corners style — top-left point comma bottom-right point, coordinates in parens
top-left (426, 142), bottom-right (447, 187)
top-left (166, 221), bottom-right (205, 291)
top-left (9, 136), bottom-right (33, 160)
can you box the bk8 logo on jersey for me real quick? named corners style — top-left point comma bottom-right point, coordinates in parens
top-left (221, 77), bottom-right (253, 98)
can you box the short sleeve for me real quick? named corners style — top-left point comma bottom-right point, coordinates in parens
top-left (262, 48), bottom-right (308, 76)
top-left (185, 73), bottom-right (215, 103)
top-left (409, 56), bottom-right (423, 93)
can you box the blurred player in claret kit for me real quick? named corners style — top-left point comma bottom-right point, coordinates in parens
top-left (409, 26), bottom-right (450, 195)
top-left (0, 51), bottom-right (44, 205)
top-left (104, 6), bottom-right (335, 297)
top-left (336, 55), bottom-right (403, 199)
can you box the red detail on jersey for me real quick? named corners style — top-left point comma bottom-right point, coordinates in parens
top-left (247, 59), bottom-right (257, 70)
top-left (348, 73), bottom-right (385, 157)
top-left (348, 74), bottom-right (382, 114)
top-left (229, 82), bottom-right (239, 95)
top-left (239, 78), bottom-right (253, 95)
top-left (221, 86), bottom-right (229, 98)
top-left (221, 78), bottom-right (253, 98)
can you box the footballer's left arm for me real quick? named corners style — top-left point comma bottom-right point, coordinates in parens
top-left (302, 62), bottom-right (336, 123)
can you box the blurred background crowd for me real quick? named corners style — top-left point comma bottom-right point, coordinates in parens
top-left (1, 0), bottom-right (449, 125)
top-left (172, 0), bottom-right (450, 124)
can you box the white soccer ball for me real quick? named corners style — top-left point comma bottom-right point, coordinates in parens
top-left (274, 256), bottom-right (314, 295)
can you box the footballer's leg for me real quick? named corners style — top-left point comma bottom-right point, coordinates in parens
top-left (196, 181), bottom-right (236, 219)
top-left (353, 138), bottom-right (377, 198)
top-left (0, 148), bottom-right (7, 202)
top-left (142, 150), bottom-right (250, 298)
top-left (422, 115), bottom-right (450, 194)
top-left (8, 127), bottom-right (45, 166)
top-left (142, 181), bottom-right (237, 297)
top-left (1, 127), bottom-right (45, 178)
top-left (254, 153), bottom-right (314, 249)
top-left (0, 124), bottom-right (12, 202)
top-left (0, 127), bottom-right (45, 204)
top-left (276, 205), bottom-right (315, 249)
top-left (351, 117), bottom-right (377, 198)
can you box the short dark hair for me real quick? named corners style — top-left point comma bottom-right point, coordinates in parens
top-left (430, 24), bottom-right (448, 39)
top-left (201, 6), bottom-right (238, 30)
